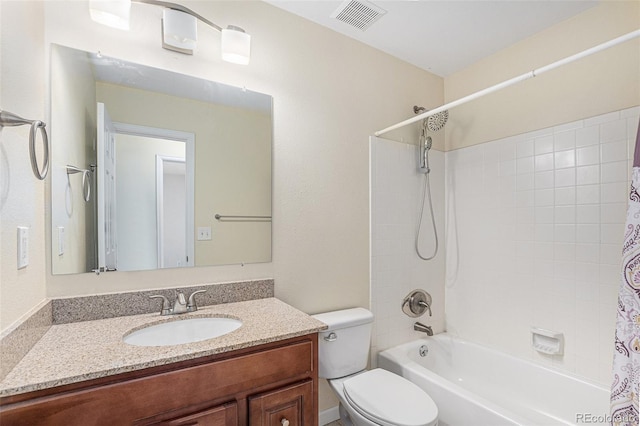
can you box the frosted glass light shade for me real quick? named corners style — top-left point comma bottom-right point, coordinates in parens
top-left (89, 0), bottom-right (131, 30)
top-left (163, 8), bottom-right (197, 51)
top-left (221, 26), bottom-right (251, 65)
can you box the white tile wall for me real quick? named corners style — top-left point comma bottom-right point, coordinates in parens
top-left (445, 106), bottom-right (639, 386)
top-left (369, 137), bottom-right (446, 366)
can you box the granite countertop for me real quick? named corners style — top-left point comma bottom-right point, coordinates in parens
top-left (0, 298), bottom-right (326, 397)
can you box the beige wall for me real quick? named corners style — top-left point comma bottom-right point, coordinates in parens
top-left (444, 1), bottom-right (640, 150)
top-left (199, 108), bottom-right (271, 266)
top-left (0, 1), bottom-right (48, 331)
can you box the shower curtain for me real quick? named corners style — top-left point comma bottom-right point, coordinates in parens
top-left (610, 118), bottom-right (640, 426)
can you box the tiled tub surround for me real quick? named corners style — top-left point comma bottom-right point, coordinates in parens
top-left (0, 297), bottom-right (326, 397)
top-left (370, 137), bottom-right (446, 362)
top-left (0, 279), bottom-right (274, 385)
top-left (445, 107), bottom-right (639, 385)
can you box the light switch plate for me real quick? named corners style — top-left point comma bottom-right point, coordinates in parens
top-left (58, 226), bottom-right (65, 256)
top-left (197, 227), bottom-right (212, 241)
top-left (17, 226), bottom-right (29, 269)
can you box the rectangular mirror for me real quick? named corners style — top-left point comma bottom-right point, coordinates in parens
top-left (50, 44), bottom-right (272, 275)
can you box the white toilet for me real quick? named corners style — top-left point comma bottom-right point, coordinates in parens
top-left (313, 308), bottom-right (438, 426)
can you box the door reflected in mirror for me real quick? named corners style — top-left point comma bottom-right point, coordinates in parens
top-left (50, 44), bottom-right (272, 275)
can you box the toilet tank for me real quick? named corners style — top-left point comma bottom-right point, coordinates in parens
top-left (312, 308), bottom-right (374, 379)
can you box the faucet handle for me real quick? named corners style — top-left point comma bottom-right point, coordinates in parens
top-left (149, 295), bottom-right (171, 315)
top-left (419, 300), bottom-right (432, 317)
top-left (402, 289), bottom-right (433, 318)
top-left (187, 290), bottom-right (207, 312)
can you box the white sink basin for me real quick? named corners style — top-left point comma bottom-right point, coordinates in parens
top-left (123, 317), bottom-right (242, 347)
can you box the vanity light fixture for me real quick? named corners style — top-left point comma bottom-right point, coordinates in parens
top-left (88, 0), bottom-right (251, 64)
top-left (162, 7), bottom-right (197, 53)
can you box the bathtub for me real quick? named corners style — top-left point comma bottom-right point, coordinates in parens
top-left (377, 334), bottom-right (610, 426)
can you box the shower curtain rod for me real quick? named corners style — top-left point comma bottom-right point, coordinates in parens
top-left (375, 29), bottom-right (640, 137)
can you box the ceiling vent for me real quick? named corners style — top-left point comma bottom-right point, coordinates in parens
top-left (330, 0), bottom-right (387, 31)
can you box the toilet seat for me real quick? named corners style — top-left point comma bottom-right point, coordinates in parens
top-left (342, 368), bottom-right (438, 426)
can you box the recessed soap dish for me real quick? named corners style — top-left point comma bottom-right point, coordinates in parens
top-left (531, 327), bottom-right (564, 355)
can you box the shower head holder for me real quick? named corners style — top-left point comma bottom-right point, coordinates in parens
top-left (413, 105), bottom-right (449, 132)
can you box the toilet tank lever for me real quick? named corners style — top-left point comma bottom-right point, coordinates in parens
top-left (324, 332), bottom-right (338, 342)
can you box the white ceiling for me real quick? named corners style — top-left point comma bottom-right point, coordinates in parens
top-left (266, 0), bottom-right (598, 77)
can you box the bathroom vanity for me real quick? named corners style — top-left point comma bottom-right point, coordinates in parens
top-left (0, 297), bottom-right (325, 425)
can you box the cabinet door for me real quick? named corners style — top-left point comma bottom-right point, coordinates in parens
top-left (162, 402), bottom-right (237, 426)
top-left (248, 381), bottom-right (313, 426)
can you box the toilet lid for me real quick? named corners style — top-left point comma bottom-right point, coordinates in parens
top-left (343, 369), bottom-right (438, 426)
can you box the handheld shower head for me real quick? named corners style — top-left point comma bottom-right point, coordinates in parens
top-left (425, 136), bottom-right (432, 150)
top-left (414, 106), bottom-right (441, 174)
top-left (419, 136), bottom-right (432, 174)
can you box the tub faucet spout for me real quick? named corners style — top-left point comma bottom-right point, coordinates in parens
top-left (414, 322), bottom-right (433, 336)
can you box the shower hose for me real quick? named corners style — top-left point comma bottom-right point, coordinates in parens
top-left (415, 171), bottom-right (438, 261)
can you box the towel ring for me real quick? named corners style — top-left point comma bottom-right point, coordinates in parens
top-left (29, 121), bottom-right (49, 180)
top-left (0, 110), bottom-right (50, 180)
top-left (66, 165), bottom-right (92, 202)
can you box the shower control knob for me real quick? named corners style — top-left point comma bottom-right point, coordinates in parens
top-left (402, 289), bottom-right (433, 318)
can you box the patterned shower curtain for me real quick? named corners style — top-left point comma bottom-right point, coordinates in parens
top-left (610, 118), bottom-right (640, 426)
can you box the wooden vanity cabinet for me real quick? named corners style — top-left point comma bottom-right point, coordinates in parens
top-left (0, 334), bottom-right (318, 426)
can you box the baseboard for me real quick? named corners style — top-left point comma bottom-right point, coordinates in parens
top-left (319, 405), bottom-right (340, 425)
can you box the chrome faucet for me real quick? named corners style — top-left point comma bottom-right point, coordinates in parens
top-left (150, 289), bottom-right (207, 316)
top-left (414, 321), bottom-right (433, 336)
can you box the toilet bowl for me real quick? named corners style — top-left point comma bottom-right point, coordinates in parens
top-left (329, 369), bottom-right (438, 426)
top-left (312, 308), bottom-right (438, 426)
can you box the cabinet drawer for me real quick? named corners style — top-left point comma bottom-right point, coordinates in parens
top-left (248, 381), bottom-right (314, 426)
top-left (161, 402), bottom-right (238, 426)
top-left (0, 340), bottom-right (313, 425)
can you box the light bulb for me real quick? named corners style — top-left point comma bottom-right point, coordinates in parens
top-left (221, 26), bottom-right (251, 65)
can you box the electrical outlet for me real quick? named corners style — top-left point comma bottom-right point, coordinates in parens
top-left (17, 226), bottom-right (29, 269)
top-left (197, 227), bottom-right (212, 241)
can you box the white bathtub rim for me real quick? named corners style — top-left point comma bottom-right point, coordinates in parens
top-left (387, 333), bottom-right (608, 391)
top-left (378, 333), bottom-right (609, 426)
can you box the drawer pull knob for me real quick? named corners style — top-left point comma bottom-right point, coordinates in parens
top-left (281, 418), bottom-right (290, 426)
